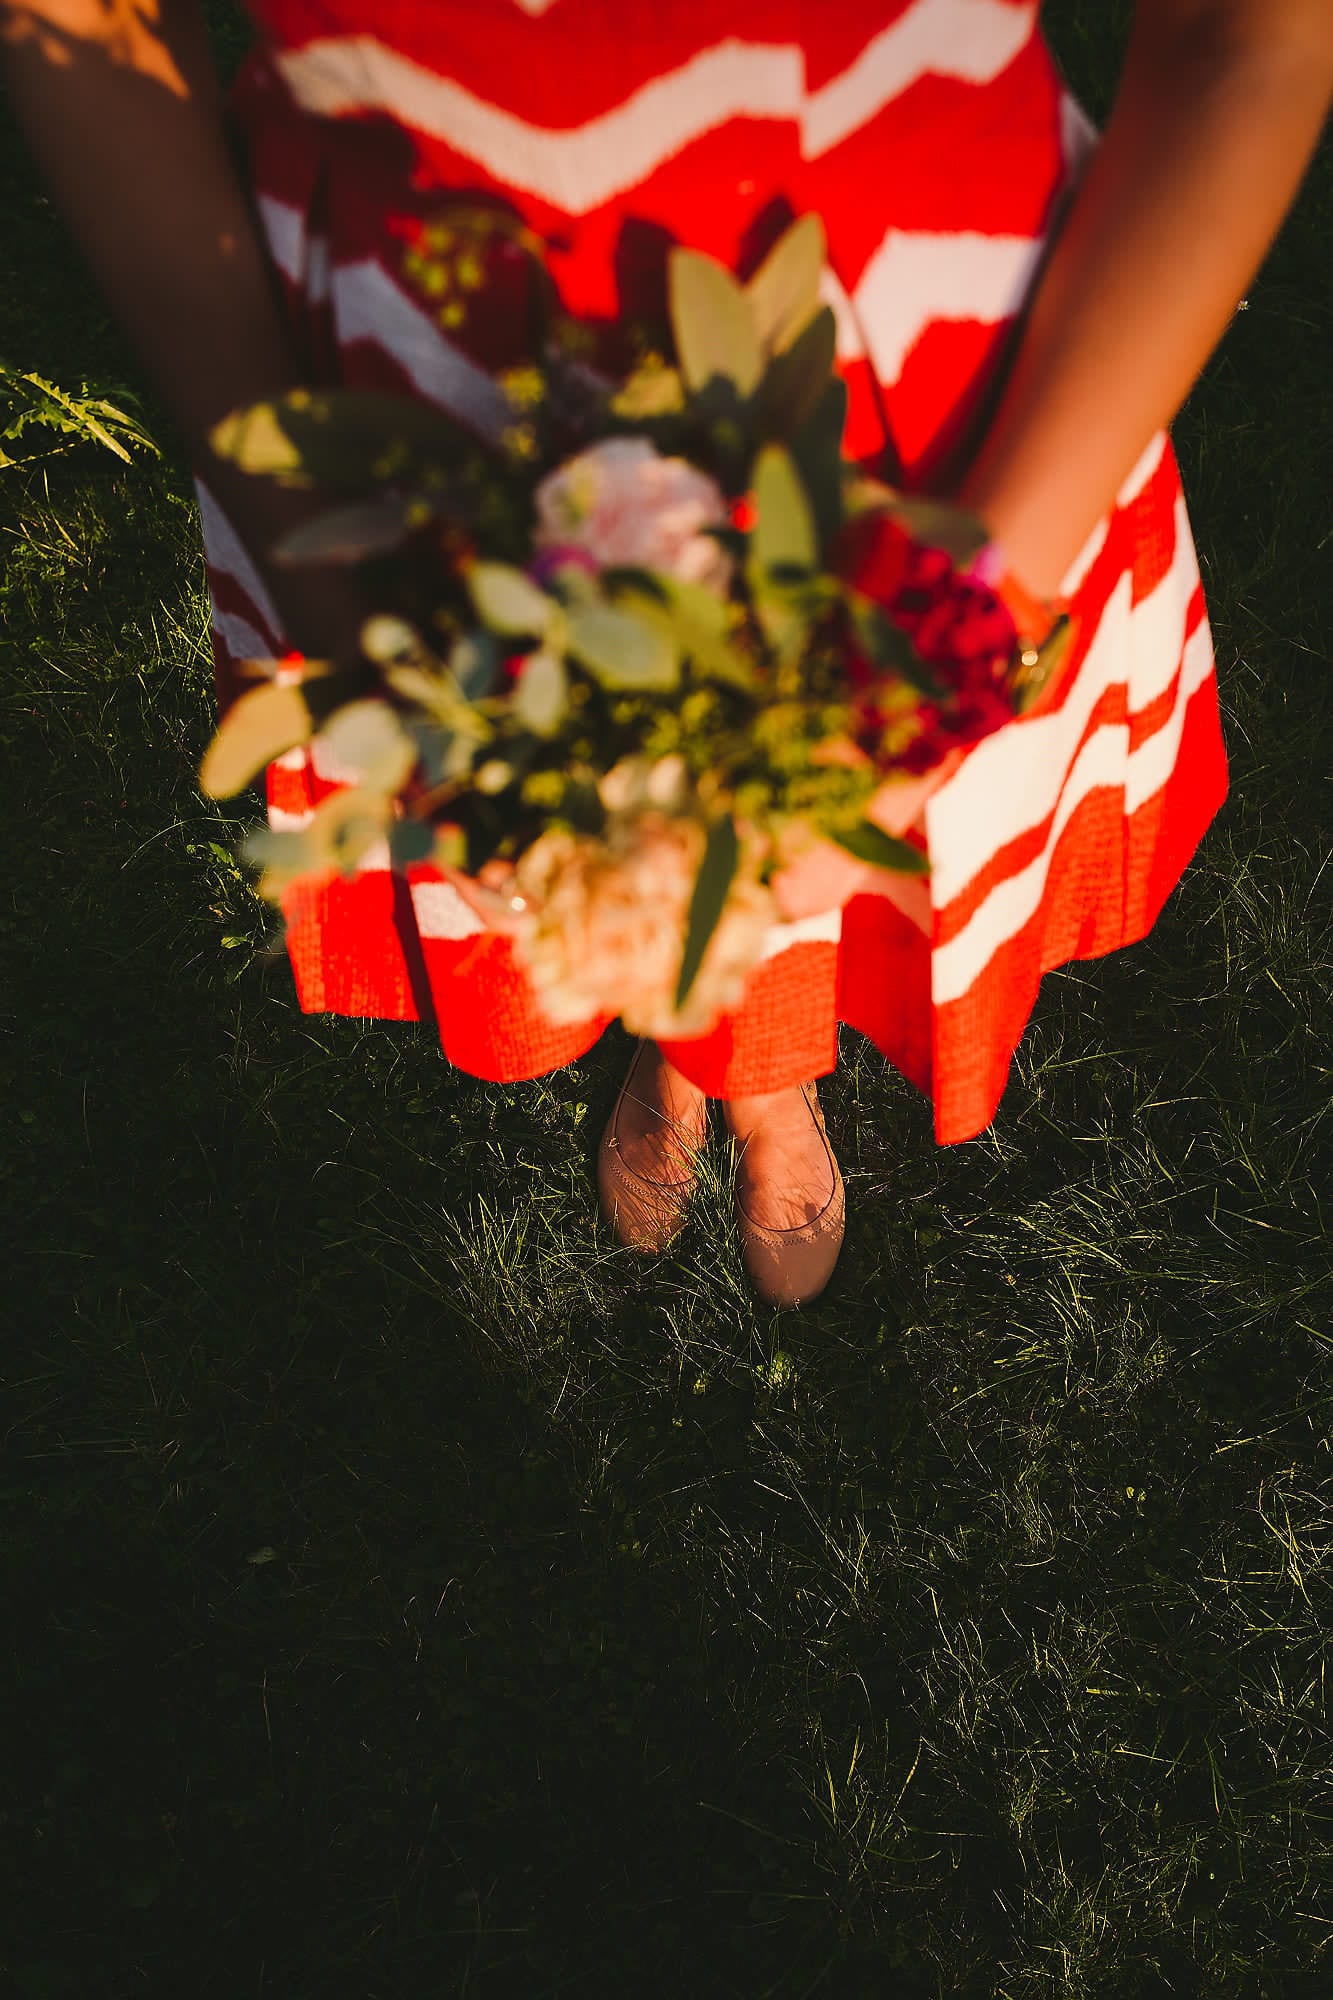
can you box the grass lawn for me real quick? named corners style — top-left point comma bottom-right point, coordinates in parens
top-left (2, 4), bottom-right (1331, 1995)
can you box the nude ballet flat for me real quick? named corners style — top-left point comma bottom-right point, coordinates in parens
top-left (596, 1042), bottom-right (707, 1254)
top-left (732, 1082), bottom-right (845, 1310)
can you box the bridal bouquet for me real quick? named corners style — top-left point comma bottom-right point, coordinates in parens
top-left (200, 212), bottom-right (1071, 1036)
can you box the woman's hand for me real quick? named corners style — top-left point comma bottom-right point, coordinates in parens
top-left (768, 749), bottom-right (963, 922)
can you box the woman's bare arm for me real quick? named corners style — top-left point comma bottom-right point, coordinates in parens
top-left (956, 0), bottom-right (1333, 597)
top-left (0, 0), bottom-right (360, 652)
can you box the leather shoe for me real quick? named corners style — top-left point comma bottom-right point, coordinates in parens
top-left (597, 1041), bottom-right (706, 1253)
top-left (732, 1082), bottom-right (845, 1308)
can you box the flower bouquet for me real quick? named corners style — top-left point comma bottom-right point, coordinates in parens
top-left (200, 212), bottom-right (1073, 1036)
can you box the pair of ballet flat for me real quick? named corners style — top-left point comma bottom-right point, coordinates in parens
top-left (595, 1043), bottom-right (845, 1310)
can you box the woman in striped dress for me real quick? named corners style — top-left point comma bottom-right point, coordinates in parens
top-left (6, 0), bottom-right (1331, 1305)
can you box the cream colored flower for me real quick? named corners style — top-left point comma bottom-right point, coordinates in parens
top-left (510, 811), bottom-right (772, 1039)
top-left (596, 753), bottom-right (689, 815)
top-left (533, 437), bottom-right (732, 594)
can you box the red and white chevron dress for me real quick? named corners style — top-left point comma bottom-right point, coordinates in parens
top-left (200, 0), bottom-right (1229, 1144)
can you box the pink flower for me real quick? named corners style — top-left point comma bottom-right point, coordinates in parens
top-left (532, 437), bottom-right (733, 593)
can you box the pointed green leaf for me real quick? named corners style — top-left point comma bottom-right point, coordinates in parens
top-left (619, 586), bottom-right (756, 692)
top-left (565, 604), bottom-right (679, 690)
top-left (512, 648), bottom-right (570, 735)
top-left (752, 444), bottom-right (817, 574)
top-left (668, 249), bottom-right (763, 398)
top-left (316, 700), bottom-right (417, 792)
top-left (610, 360), bottom-right (686, 418)
top-left (272, 494), bottom-right (445, 564)
top-left (789, 375), bottom-right (847, 553)
top-left (829, 821), bottom-right (931, 876)
top-left (746, 214), bottom-right (827, 354)
top-left (388, 817), bottom-right (438, 867)
top-left (450, 630), bottom-right (503, 700)
top-left (675, 816), bottom-right (740, 1010)
top-left (659, 573), bottom-right (731, 635)
top-left (467, 562), bottom-right (556, 638)
top-left (243, 823), bottom-right (315, 897)
top-left (755, 306), bottom-right (838, 443)
top-left (200, 681), bottom-right (312, 798)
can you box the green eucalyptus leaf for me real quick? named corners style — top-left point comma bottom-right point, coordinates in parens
top-left (200, 682), bottom-right (312, 799)
top-left (272, 494), bottom-right (444, 565)
top-left (450, 630), bottom-right (504, 700)
top-left (409, 718), bottom-right (457, 787)
top-left (829, 821), bottom-right (931, 876)
top-left (675, 816), bottom-right (740, 1010)
top-left (659, 573), bottom-right (731, 636)
top-left (610, 360), bottom-right (686, 418)
top-left (388, 818), bottom-right (438, 867)
top-left (789, 375), bottom-right (848, 553)
top-left (668, 249), bottom-right (763, 398)
top-left (600, 565), bottom-right (670, 604)
top-left (755, 306), bottom-right (838, 443)
top-left (512, 648), bottom-right (570, 735)
top-left (619, 582), bottom-right (755, 691)
top-left (317, 699), bottom-right (418, 792)
top-left (565, 604), bottom-right (679, 690)
top-left (746, 214), bottom-right (827, 354)
top-left (752, 444), bottom-right (817, 575)
top-left (467, 562), bottom-right (555, 638)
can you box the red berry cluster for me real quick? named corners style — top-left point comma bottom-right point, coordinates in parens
top-left (836, 513), bottom-right (1019, 774)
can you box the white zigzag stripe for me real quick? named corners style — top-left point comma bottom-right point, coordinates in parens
top-left (277, 36), bottom-right (803, 214)
top-left (258, 190), bottom-right (333, 304)
top-left (928, 483), bottom-right (1197, 907)
top-left (195, 478), bottom-right (285, 646)
top-left (932, 615), bottom-right (1214, 1004)
top-left (258, 189), bottom-right (1046, 426)
top-left (928, 567), bottom-right (1131, 905)
top-left (850, 228), bottom-right (1045, 386)
top-left (1117, 429), bottom-right (1172, 510)
top-left (1054, 432), bottom-right (1173, 600)
top-left (412, 880), bottom-right (487, 941)
top-left (330, 259), bottom-right (515, 442)
top-left (256, 193), bottom-right (305, 293)
top-left (1127, 520), bottom-right (1203, 713)
top-left (212, 609), bottom-right (277, 667)
top-left (276, 2), bottom-right (1034, 215)
top-left (933, 703), bottom-right (1129, 1003)
top-left (258, 198), bottom-right (511, 440)
top-left (758, 906), bottom-right (843, 960)
top-left (819, 266), bottom-right (867, 363)
top-left (1126, 615), bottom-right (1214, 817)
top-left (927, 500), bottom-right (1207, 1002)
top-left (803, 0), bottom-right (1032, 157)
